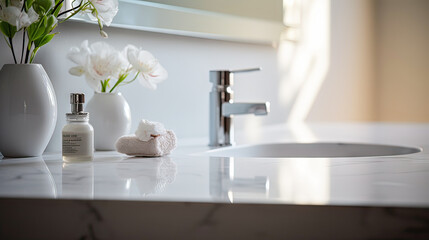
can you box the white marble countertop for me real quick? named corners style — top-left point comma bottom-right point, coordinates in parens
top-left (1, 122), bottom-right (429, 208)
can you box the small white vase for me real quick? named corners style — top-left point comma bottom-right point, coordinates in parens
top-left (0, 64), bottom-right (57, 157)
top-left (86, 92), bottom-right (131, 150)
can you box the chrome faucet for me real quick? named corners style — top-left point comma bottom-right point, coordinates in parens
top-left (209, 68), bottom-right (270, 147)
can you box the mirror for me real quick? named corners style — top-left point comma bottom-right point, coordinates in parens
top-left (70, 0), bottom-right (289, 45)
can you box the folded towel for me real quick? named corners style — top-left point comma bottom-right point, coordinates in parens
top-left (116, 130), bottom-right (177, 157)
top-left (135, 119), bottom-right (167, 141)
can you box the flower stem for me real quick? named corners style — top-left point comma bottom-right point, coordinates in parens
top-left (86, 1), bottom-right (105, 35)
top-left (121, 72), bottom-right (139, 85)
top-left (100, 79), bottom-right (110, 92)
top-left (109, 73), bottom-right (131, 93)
top-left (8, 37), bottom-right (17, 64)
top-left (20, 30), bottom-right (26, 64)
top-left (59, 2), bottom-right (89, 22)
top-left (57, 0), bottom-right (82, 17)
top-left (29, 47), bottom-right (39, 63)
top-left (51, 0), bottom-right (64, 15)
top-left (25, 41), bottom-right (32, 64)
top-left (21, 0), bottom-right (26, 11)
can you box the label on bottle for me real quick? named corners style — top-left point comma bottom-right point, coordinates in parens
top-left (62, 131), bottom-right (93, 156)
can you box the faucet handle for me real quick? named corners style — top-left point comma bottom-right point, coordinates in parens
top-left (230, 67), bottom-right (261, 73)
top-left (210, 67), bottom-right (261, 86)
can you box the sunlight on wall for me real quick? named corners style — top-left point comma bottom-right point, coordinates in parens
top-left (278, 0), bottom-right (330, 123)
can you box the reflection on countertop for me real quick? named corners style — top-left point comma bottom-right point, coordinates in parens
top-left (1, 123), bottom-right (429, 208)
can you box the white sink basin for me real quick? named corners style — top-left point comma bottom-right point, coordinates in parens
top-left (205, 143), bottom-right (421, 158)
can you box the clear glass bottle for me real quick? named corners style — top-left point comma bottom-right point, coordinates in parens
top-left (62, 93), bottom-right (94, 162)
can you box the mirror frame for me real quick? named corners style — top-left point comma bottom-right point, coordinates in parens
top-left (70, 0), bottom-right (286, 45)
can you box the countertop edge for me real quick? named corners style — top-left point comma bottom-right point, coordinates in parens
top-left (1, 198), bottom-right (429, 239)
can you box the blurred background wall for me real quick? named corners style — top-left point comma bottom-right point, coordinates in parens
top-left (282, 0), bottom-right (429, 123)
top-left (374, 0), bottom-right (429, 122)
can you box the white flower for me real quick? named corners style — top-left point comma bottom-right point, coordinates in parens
top-left (25, 7), bottom-right (39, 26)
top-left (67, 40), bottom-right (91, 76)
top-left (68, 41), bottom-right (168, 93)
top-left (86, 41), bottom-right (125, 81)
top-left (1, 0), bottom-right (23, 8)
top-left (67, 40), bottom-right (126, 92)
top-left (87, 0), bottom-right (118, 26)
top-left (0, 6), bottom-right (21, 26)
top-left (135, 119), bottom-right (167, 142)
top-left (126, 45), bottom-right (168, 90)
top-left (0, 6), bottom-right (39, 29)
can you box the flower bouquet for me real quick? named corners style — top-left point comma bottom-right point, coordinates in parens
top-left (0, 0), bottom-right (118, 157)
top-left (67, 40), bottom-right (168, 92)
top-left (67, 40), bottom-right (168, 150)
top-left (0, 0), bottom-right (118, 64)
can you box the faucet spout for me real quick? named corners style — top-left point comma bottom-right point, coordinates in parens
top-left (222, 102), bottom-right (270, 117)
top-left (209, 68), bottom-right (270, 147)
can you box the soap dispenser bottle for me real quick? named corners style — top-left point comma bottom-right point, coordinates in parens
top-left (62, 93), bottom-right (94, 162)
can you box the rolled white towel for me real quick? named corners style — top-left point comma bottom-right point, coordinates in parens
top-left (116, 119), bottom-right (176, 157)
top-left (135, 119), bottom-right (167, 141)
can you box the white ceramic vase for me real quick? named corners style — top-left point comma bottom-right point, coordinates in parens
top-left (86, 92), bottom-right (131, 150)
top-left (0, 64), bottom-right (57, 157)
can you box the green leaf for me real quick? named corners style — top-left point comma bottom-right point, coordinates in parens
top-left (53, 2), bottom-right (63, 17)
top-left (0, 22), bottom-right (17, 38)
top-left (33, 26), bottom-right (45, 41)
top-left (47, 15), bottom-right (55, 27)
top-left (33, 0), bottom-right (54, 14)
top-left (34, 33), bottom-right (55, 47)
top-left (2, 35), bottom-right (11, 48)
top-left (109, 73), bottom-right (129, 93)
top-left (26, 0), bottom-right (36, 11)
top-left (27, 23), bottom-right (36, 40)
top-left (28, 16), bottom-right (47, 41)
top-left (44, 15), bottom-right (57, 34)
top-left (29, 47), bottom-right (40, 63)
top-left (100, 80), bottom-right (110, 93)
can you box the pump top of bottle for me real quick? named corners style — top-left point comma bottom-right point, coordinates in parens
top-left (66, 93), bottom-right (89, 120)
